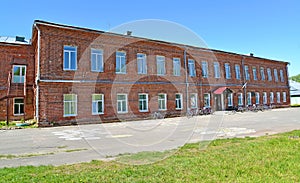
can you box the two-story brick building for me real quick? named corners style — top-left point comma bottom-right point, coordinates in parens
top-left (0, 20), bottom-right (290, 126)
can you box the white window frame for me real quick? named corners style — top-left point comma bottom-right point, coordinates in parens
top-left (276, 92), bottom-right (281, 103)
top-left (156, 56), bottom-right (166, 76)
top-left (214, 62), bottom-right (220, 78)
top-left (188, 59), bottom-right (196, 77)
top-left (173, 58), bottom-right (181, 76)
top-left (260, 67), bottom-right (265, 80)
top-left (255, 92), bottom-right (260, 104)
top-left (158, 93), bottom-right (167, 111)
top-left (12, 65), bottom-right (26, 83)
top-left (91, 48), bottom-right (104, 72)
top-left (235, 64), bottom-right (241, 80)
top-left (263, 92), bottom-right (267, 104)
top-left (63, 94), bottom-right (77, 117)
top-left (245, 65), bottom-right (250, 80)
top-left (137, 53), bottom-right (147, 74)
top-left (201, 61), bottom-right (208, 78)
top-left (270, 92), bottom-right (274, 103)
top-left (225, 63), bottom-right (231, 79)
top-left (190, 93), bottom-right (198, 109)
top-left (253, 67), bottom-right (257, 80)
top-left (92, 94), bottom-right (104, 115)
top-left (13, 98), bottom-right (24, 116)
top-left (63, 46), bottom-right (77, 70)
top-left (238, 93), bottom-right (243, 106)
top-left (117, 94), bottom-right (128, 113)
top-left (274, 69), bottom-right (278, 82)
top-left (267, 68), bottom-right (272, 81)
top-left (116, 51), bottom-right (126, 74)
top-left (175, 93), bottom-right (183, 110)
top-left (283, 92), bottom-right (287, 102)
top-left (227, 93), bottom-right (233, 107)
top-left (138, 93), bottom-right (148, 112)
top-left (247, 92), bottom-right (252, 105)
top-left (280, 69), bottom-right (284, 82)
top-left (204, 93), bottom-right (211, 107)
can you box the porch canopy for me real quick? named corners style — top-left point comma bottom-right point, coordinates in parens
top-left (213, 87), bottom-right (233, 94)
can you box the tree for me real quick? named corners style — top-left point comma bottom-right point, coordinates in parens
top-left (290, 74), bottom-right (300, 82)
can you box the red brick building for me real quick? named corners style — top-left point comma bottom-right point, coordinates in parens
top-left (0, 20), bottom-right (290, 126)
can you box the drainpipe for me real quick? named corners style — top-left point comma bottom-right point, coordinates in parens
top-left (184, 48), bottom-right (189, 112)
top-left (34, 24), bottom-right (41, 122)
top-left (241, 56), bottom-right (247, 106)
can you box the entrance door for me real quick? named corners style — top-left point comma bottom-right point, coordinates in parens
top-left (215, 94), bottom-right (222, 111)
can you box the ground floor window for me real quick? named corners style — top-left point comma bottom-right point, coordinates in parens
top-left (139, 94), bottom-right (148, 112)
top-left (175, 93), bottom-right (183, 110)
top-left (92, 94), bottom-right (104, 114)
top-left (263, 92), bottom-right (267, 104)
top-left (227, 93), bottom-right (233, 107)
top-left (64, 94), bottom-right (77, 117)
top-left (255, 92), bottom-right (260, 104)
top-left (204, 93), bottom-right (210, 107)
top-left (158, 93), bottom-right (167, 110)
top-left (117, 94), bottom-right (128, 113)
top-left (270, 92), bottom-right (274, 103)
top-left (283, 92), bottom-right (287, 102)
top-left (277, 92), bottom-right (281, 103)
top-left (190, 93), bottom-right (198, 108)
top-left (247, 92), bottom-right (252, 105)
top-left (238, 93), bottom-right (243, 106)
top-left (14, 98), bottom-right (24, 115)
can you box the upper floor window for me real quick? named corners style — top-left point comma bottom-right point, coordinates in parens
top-left (267, 68), bottom-right (272, 81)
top-left (260, 67), bottom-right (265, 81)
top-left (173, 58), bottom-right (181, 76)
top-left (201, 61), bottom-right (208, 78)
top-left (92, 94), bottom-right (104, 115)
top-left (137, 53), bottom-right (147, 74)
top-left (188, 59), bottom-right (196, 77)
top-left (63, 46), bottom-right (77, 70)
top-left (214, 62), bottom-right (220, 78)
top-left (225, 63), bottom-right (231, 79)
top-left (244, 65), bottom-right (250, 80)
top-left (157, 56), bottom-right (166, 75)
top-left (64, 94), bottom-right (77, 117)
top-left (280, 69), bottom-right (284, 82)
top-left (252, 67), bottom-right (257, 80)
top-left (91, 49), bottom-right (103, 72)
top-left (13, 65), bottom-right (26, 83)
top-left (235, 64), bottom-right (241, 80)
top-left (116, 51), bottom-right (126, 74)
top-left (274, 69), bottom-right (278, 82)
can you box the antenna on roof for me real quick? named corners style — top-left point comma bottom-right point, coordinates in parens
top-left (126, 31), bottom-right (132, 36)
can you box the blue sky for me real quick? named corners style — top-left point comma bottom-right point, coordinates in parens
top-left (1, 0), bottom-right (299, 76)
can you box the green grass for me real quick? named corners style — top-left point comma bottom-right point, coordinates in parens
top-left (0, 131), bottom-right (300, 182)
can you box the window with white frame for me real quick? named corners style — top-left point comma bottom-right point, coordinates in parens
top-left (263, 92), bottom-right (267, 104)
top-left (267, 68), bottom-right (272, 81)
top-left (283, 92), bottom-right (286, 102)
top-left (260, 67), bottom-right (265, 80)
top-left (91, 49), bottom-right (104, 72)
top-left (157, 56), bottom-right (166, 75)
top-left (204, 93), bottom-right (211, 107)
top-left (188, 59), bottom-right (196, 77)
top-left (201, 61), bottom-right (208, 78)
top-left (225, 63), bottom-right (231, 79)
top-left (64, 46), bottom-right (77, 70)
top-left (214, 62), bottom-right (220, 78)
top-left (235, 64), bottom-right (241, 80)
top-left (247, 92), bottom-right (252, 105)
top-left (158, 93), bottom-right (167, 110)
top-left (138, 94), bottom-right (148, 112)
top-left (227, 93), bottom-right (233, 107)
top-left (13, 65), bottom-right (26, 83)
top-left (276, 92), bottom-right (280, 103)
top-left (175, 93), bottom-right (183, 110)
top-left (274, 69), bottom-right (278, 82)
top-left (137, 53), bottom-right (147, 74)
top-left (280, 69), bottom-right (284, 82)
top-left (253, 67), bottom-right (257, 80)
top-left (238, 93), bottom-right (243, 106)
top-left (270, 92), bottom-right (274, 103)
top-left (190, 93), bottom-right (198, 108)
top-left (92, 94), bottom-right (104, 114)
top-left (116, 51), bottom-right (126, 74)
top-left (14, 98), bottom-right (24, 115)
top-left (64, 94), bottom-right (77, 117)
top-left (117, 94), bottom-right (128, 113)
top-left (244, 65), bottom-right (250, 80)
top-left (255, 92), bottom-right (260, 104)
top-left (173, 58), bottom-right (181, 76)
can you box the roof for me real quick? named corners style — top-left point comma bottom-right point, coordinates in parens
top-left (213, 87), bottom-right (233, 94)
top-left (290, 80), bottom-right (300, 96)
top-left (0, 36), bottom-right (30, 45)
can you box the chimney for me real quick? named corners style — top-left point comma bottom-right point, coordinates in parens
top-left (15, 36), bottom-right (25, 42)
top-left (250, 53), bottom-right (254, 57)
top-left (126, 31), bottom-right (132, 36)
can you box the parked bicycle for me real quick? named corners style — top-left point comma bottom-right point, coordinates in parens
top-left (152, 111), bottom-right (165, 119)
top-left (186, 108), bottom-right (199, 118)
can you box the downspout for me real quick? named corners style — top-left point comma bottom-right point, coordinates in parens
top-left (184, 48), bottom-right (189, 113)
top-left (34, 24), bottom-right (41, 122)
top-left (241, 56), bottom-right (246, 106)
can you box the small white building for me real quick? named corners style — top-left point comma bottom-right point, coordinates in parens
top-left (290, 80), bottom-right (300, 106)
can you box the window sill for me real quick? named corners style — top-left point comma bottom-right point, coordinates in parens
top-left (116, 72), bottom-right (127, 74)
top-left (92, 113), bottom-right (104, 115)
top-left (14, 114), bottom-right (24, 116)
top-left (117, 111), bottom-right (128, 114)
top-left (63, 114), bottom-right (77, 117)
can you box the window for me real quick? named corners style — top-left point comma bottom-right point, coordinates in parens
top-left (117, 94), bottom-right (128, 113)
top-left (91, 49), bottom-right (103, 72)
top-left (238, 93), bottom-right (243, 106)
top-left (64, 46), bottom-right (77, 70)
top-left (64, 94), bottom-right (77, 117)
top-left (276, 92), bottom-right (280, 103)
top-left (235, 64), bottom-right (241, 80)
top-left (188, 59), bottom-right (196, 77)
top-left (201, 61), bottom-right (208, 78)
top-left (173, 58), bottom-right (181, 76)
top-left (260, 67), bottom-right (265, 80)
top-left (157, 56), bottom-right (166, 75)
top-left (116, 51), bottom-right (126, 74)
top-left (270, 92), bottom-right (274, 103)
top-left (274, 69), bottom-right (278, 82)
top-left (138, 94), bottom-right (148, 112)
top-left (190, 93), bottom-right (198, 108)
top-left (214, 62), bottom-right (220, 78)
top-left (225, 63), bottom-right (231, 79)
top-left (204, 93), bottom-right (211, 107)
top-left (280, 69), bottom-right (284, 82)
top-left (255, 92), bottom-right (260, 104)
top-left (227, 93), bottom-right (233, 107)
top-left (283, 92), bottom-right (287, 102)
top-left (13, 65), bottom-right (26, 83)
top-left (92, 94), bottom-right (104, 115)
top-left (263, 92), bottom-right (267, 104)
top-left (253, 67), bottom-right (257, 80)
top-left (137, 53), bottom-right (147, 74)
top-left (158, 94), bottom-right (167, 110)
top-left (247, 92), bottom-right (252, 105)
top-left (244, 66), bottom-right (250, 80)
top-left (14, 98), bottom-right (24, 115)
top-left (267, 68), bottom-right (272, 81)
top-left (175, 93), bottom-right (183, 110)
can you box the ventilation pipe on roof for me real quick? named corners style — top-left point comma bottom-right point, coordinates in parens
top-left (126, 31), bottom-right (132, 36)
top-left (34, 24), bottom-right (41, 122)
